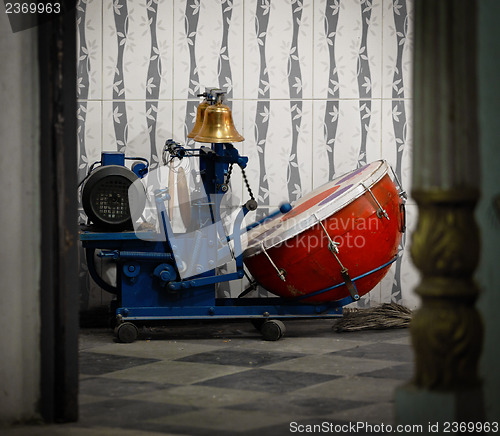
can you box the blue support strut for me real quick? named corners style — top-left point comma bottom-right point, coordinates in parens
top-left (292, 256), bottom-right (399, 302)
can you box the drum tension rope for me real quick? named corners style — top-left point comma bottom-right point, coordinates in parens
top-left (314, 214), bottom-right (360, 301)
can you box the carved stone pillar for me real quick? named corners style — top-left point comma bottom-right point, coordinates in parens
top-left (396, 0), bottom-right (484, 424)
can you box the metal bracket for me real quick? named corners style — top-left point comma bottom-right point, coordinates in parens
top-left (361, 183), bottom-right (389, 220)
top-left (261, 243), bottom-right (286, 282)
top-left (340, 269), bottom-right (360, 301)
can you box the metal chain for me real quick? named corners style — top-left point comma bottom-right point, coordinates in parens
top-left (225, 163), bottom-right (234, 185)
top-left (240, 165), bottom-right (255, 201)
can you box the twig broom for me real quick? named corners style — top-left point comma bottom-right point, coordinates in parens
top-left (333, 302), bottom-right (412, 332)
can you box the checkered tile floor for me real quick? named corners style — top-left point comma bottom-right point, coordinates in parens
top-left (5, 319), bottom-right (413, 435)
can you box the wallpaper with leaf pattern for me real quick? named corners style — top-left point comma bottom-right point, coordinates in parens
top-left (77, 0), bottom-right (418, 310)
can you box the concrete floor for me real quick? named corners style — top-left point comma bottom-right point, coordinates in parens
top-left (3, 319), bottom-right (413, 435)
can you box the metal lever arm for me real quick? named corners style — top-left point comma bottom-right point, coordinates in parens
top-left (313, 214), bottom-right (359, 301)
top-left (361, 182), bottom-right (389, 220)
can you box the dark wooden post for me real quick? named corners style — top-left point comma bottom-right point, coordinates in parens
top-left (396, 0), bottom-right (484, 424)
top-left (39, 7), bottom-right (79, 422)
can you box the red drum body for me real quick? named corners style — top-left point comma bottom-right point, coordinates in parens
top-left (243, 160), bottom-right (405, 303)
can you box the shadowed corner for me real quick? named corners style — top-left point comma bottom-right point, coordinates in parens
top-left (3, 0), bottom-right (76, 33)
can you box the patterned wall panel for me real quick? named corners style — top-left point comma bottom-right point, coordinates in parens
top-left (252, 0), bottom-right (272, 220)
top-left (382, 0), bottom-right (416, 307)
top-left (321, 0), bottom-right (340, 181)
top-left (77, 0), bottom-right (104, 310)
top-left (77, 0), bottom-right (417, 311)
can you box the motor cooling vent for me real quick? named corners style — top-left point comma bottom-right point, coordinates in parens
top-left (82, 165), bottom-right (145, 230)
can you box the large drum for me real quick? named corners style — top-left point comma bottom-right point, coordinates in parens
top-left (243, 160), bottom-right (405, 303)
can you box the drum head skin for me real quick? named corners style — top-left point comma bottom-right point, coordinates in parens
top-left (243, 160), bottom-right (404, 303)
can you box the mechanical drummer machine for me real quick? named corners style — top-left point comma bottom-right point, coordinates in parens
top-left (80, 89), bottom-right (407, 342)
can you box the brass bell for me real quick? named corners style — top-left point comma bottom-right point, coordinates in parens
top-left (187, 100), bottom-right (209, 139)
top-left (194, 102), bottom-right (244, 143)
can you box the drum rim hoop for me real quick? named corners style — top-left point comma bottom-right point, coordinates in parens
top-left (242, 160), bottom-right (390, 258)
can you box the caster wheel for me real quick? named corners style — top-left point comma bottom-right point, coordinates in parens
top-left (251, 319), bottom-right (266, 331)
top-left (114, 322), bottom-right (139, 343)
top-left (260, 320), bottom-right (286, 341)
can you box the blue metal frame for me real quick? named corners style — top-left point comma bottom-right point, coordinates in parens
top-left (101, 151), bottom-right (125, 166)
top-left (81, 229), bottom-right (350, 322)
top-left (81, 129), bottom-right (362, 327)
top-left (81, 228), bottom-right (396, 323)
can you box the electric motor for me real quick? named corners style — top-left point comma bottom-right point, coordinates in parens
top-left (82, 164), bottom-right (146, 230)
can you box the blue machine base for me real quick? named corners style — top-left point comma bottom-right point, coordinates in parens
top-left (116, 297), bottom-right (347, 322)
top-left (80, 229), bottom-right (350, 326)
